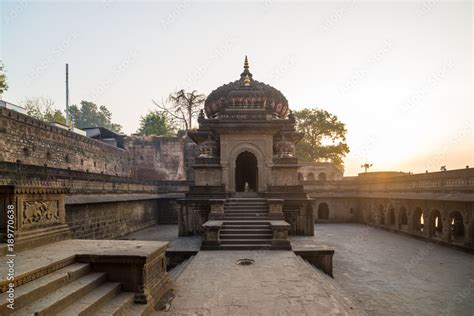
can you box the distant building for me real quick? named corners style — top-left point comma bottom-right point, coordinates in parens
top-left (298, 162), bottom-right (343, 182)
top-left (81, 126), bottom-right (125, 148)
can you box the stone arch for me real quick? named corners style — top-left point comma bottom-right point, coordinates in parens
top-left (387, 206), bottom-right (395, 226)
top-left (430, 209), bottom-right (443, 238)
top-left (228, 143), bottom-right (266, 192)
top-left (235, 151), bottom-right (258, 192)
top-left (377, 205), bottom-right (385, 225)
top-left (297, 172), bottom-right (304, 182)
top-left (413, 207), bottom-right (424, 233)
top-left (307, 172), bottom-right (315, 181)
top-left (317, 202), bottom-right (329, 220)
top-left (399, 206), bottom-right (408, 228)
top-left (448, 211), bottom-right (465, 244)
top-left (318, 172), bottom-right (327, 181)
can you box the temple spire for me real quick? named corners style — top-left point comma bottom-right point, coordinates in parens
top-left (244, 55), bottom-right (249, 70)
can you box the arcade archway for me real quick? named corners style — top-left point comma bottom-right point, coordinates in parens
top-left (235, 151), bottom-right (258, 192)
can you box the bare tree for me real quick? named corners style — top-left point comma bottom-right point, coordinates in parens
top-left (153, 89), bottom-right (205, 130)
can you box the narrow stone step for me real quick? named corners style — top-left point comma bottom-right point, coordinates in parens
top-left (59, 282), bottom-right (121, 315)
top-left (0, 263), bottom-right (90, 314)
top-left (93, 292), bottom-right (135, 316)
top-left (224, 217), bottom-right (270, 220)
top-left (15, 272), bottom-right (107, 315)
top-left (220, 239), bottom-right (273, 245)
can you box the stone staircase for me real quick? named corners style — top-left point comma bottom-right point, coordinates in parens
top-left (219, 198), bottom-right (273, 250)
top-left (0, 262), bottom-right (151, 315)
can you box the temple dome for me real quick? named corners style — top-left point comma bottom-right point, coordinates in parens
top-left (204, 56), bottom-right (289, 119)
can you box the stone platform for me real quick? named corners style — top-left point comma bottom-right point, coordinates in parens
top-left (163, 250), bottom-right (362, 315)
top-left (0, 239), bottom-right (170, 315)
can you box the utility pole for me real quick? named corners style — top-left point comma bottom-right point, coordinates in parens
top-left (65, 63), bottom-right (69, 128)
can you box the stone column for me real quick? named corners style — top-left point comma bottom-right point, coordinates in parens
top-left (270, 220), bottom-right (291, 250)
top-left (268, 199), bottom-right (284, 220)
top-left (201, 221), bottom-right (223, 250)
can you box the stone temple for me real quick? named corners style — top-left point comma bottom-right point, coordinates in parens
top-left (180, 56), bottom-right (314, 250)
top-left (0, 57), bottom-right (473, 315)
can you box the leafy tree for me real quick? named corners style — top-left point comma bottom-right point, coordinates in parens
top-left (67, 101), bottom-right (122, 133)
top-left (136, 110), bottom-right (176, 136)
top-left (22, 97), bottom-right (66, 125)
top-left (0, 61), bottom-right (8, 98)
top-left (294, 108), bottom-right (349, 170)
top-left (153, 89), bottom-right (205, 130)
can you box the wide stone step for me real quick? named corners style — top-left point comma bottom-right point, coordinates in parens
top-left (224, 216), bottom-right (270, 220)
top-left (219, 244), bottom-right (273, 250)
top-left (93, 291), bottom-right (135, 316)
top-left (221, 229), bottom-right (273, 234)
top-left (224, 214), bottom-right (269, 217)
top-left (15, 272), bottom-right (107, 315)
top-left (220, 234), bottom-right (272, 239)
top-left (225, 205), bottom-right (268, 208)
top-left (0, 262), bottom-right (90, 314)
top-left (59, 282), bottom-right (121, 315)
top-left (222, 224), bottom-right (271, 229)
top-left (220, 239), bottom-right (273, 245)
top-left (223, 221), bottom-right (271, 225)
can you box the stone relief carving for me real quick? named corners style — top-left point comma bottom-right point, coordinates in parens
top-left (198, 140), bottom-right (218, 158)
top-left (273, 140), bottom-right (295, 158)
top-left (22, 200), bottom-right (60, 226)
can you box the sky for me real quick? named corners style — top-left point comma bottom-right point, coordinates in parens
top-left (1, 1), bottom-right (472, 176)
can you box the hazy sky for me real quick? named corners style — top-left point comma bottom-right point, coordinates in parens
top-left (1, 1), bottom-right (472, 176)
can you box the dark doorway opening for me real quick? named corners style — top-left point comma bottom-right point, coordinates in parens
top-left (318, 203), bottom-right (329, 220)
top-left (235, 151), bottom-right (258, 192)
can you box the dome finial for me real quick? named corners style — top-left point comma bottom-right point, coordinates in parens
top-left (244, 55), bottom-right (249, 70)
top-left (244, 74), bottom-right (251, 86)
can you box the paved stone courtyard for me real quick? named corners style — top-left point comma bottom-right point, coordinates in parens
top-left (313, 224), bottom-right (474, 316)
top-left (162, 250), bottom-right (361, 315)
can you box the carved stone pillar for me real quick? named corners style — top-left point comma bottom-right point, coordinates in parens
top-left (208, 199), bottom-right (225, 220)
top-left (201, 220), bottom-right (223, 250)
top-left (268, 199), bottom-right (284, 220)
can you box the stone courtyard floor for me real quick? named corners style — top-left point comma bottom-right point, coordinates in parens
top-left (161, 250), bottom-right (361, 315)
top-left (312, 223), bottom-right (474, 316)
top-left (126, 224), bottom-right (474, 315)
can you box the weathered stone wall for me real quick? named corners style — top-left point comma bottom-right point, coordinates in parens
top-left (126, 134), bottom-right (186, 180)
top-left (0, 107), bottom-right (132, 176)
top-left (66, 200), bottom-right (159, 239)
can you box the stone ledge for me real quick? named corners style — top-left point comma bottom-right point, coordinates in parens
top-left (65, 192), bottom-right (184, 204)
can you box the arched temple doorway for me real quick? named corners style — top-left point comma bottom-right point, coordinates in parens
top-left (235, 151), bottom-right (258, 192)
top-left (318, 202), bottom-right (329, 220)
top-left (448, 211), bottom-right (465, 244)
